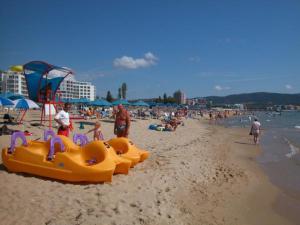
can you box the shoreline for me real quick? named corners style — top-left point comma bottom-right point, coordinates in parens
top-left (196, 123), bottom-right (295, 225)
top-left (217, 113), bottom-right (300, 224)
top-left (0, 115), bottom-right (297, 224)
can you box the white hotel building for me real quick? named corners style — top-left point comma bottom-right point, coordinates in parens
top-left (0, 71), bottom-right (96, 101)
top-left (0, 70), bottom-right (28, 97)
top-left (59, 75), bottom-right (96, 101)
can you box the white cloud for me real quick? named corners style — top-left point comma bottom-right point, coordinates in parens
top-left (113, 52), bottom-right (158, 69)
top-left (214, 85), bottom-right (231, 91)
top-left (144, 52), bottom-right (158, 61)
top-left (285, 84), bottom-right (293, 90)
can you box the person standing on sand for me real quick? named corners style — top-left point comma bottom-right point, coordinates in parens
top-left (114, 104), bottom-right (131, 137)
top-left (250, 118), bottom-right (261, 144)
top-left (54, 103), bottom-right (72, 137)
top-left (86, 121), bottom-right (104, 141)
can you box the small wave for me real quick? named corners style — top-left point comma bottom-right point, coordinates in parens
top-left (284, 138), bottom-right (300, 158)
top-left (295, 125), bottom-right (300, 129)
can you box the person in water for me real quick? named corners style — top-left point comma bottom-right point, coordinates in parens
top-left (250, 118), bottom-right (261, 144)
top-left (86, 121), bottom-right (104, 141)
top-left (114, 104), bottom-right (130, 137)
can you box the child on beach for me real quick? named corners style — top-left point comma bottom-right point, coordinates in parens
top-left (86, 121), bottom-right (104, 141)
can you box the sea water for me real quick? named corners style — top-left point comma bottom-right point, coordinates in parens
top-left (221, 111), bottom-right (300, 198)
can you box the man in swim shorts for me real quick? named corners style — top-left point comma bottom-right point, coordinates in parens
top-left (114, 104), bottom-right (130, 137)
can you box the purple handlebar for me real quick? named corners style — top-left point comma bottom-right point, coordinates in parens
top-left (73, 134), bottom-right (88, 146)
top-left (8, 131), bottom-right (28, 154)
top-left (47, 136), bottom-right (65, 160)
top-left (44, 129), bottom-right (55, 141)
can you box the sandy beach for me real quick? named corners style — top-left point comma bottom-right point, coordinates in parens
top-left (0, 111), bottom-right (296, 225)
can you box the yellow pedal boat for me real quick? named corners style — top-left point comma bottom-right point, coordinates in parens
top-left (2, 132), bottom-right (148, 183)
top-left (108, 138), bottom-right (150, 167)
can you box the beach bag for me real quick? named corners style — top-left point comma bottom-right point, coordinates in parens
top-left (149, 124), bottom-right (157, 130)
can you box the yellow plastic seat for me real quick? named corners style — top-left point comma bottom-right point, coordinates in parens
top-left (107, 138), bottom-right (150, 167)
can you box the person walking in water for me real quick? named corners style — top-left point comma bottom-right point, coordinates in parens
top-left (250, 118), bottom-right (261, 144)
top-left (114, 104), bottom-right (130, 137)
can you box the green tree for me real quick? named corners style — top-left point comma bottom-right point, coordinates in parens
top-left (118, 88), bottom-right (122, 99)
top-left (158, 96), bottom-right (162, 103)
top-left (163, 93), bottom-right (167, 104)
top-left (106, 91), bottom-right (113, 102)
top-left (95, 95), bottom-right (100, 100)
top-left (121, 82), bottom-right (127, 99)
top-left (167, 96), bottom-right (176, 104)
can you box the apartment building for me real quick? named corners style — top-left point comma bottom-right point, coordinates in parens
top-left (173, 90), bottom-right (186, 104)
top-left (59, 75), bottom-right (96, 101)
top-left (0, 70), bottom-right (28, 97)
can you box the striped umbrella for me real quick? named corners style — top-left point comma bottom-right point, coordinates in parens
top-left (13, 99), bottom-right (40, 109)
top-left (13, 99), bottom-right (40, 123)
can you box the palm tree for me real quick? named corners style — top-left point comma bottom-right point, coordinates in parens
top-left (106, 91), bottom-right (113, 102)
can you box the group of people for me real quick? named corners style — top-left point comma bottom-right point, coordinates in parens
top-left (55, 103), bottom-right (261, 145)
top-left (79, 107), bottom-right (101, 119)
top-left (54, 103), bottom-right (131, 141)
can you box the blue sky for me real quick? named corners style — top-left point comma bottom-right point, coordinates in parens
top-left (1, 0), bottom-right (299, 99)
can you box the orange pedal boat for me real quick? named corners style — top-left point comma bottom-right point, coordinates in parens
top-left (108, 138), bottom-right (150, 167)
top-left (2, 131), bottom-right (149, 183)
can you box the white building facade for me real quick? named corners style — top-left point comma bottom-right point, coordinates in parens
top-left (59, 75), bottom-right (96, 101)
top-left (0, 71), bottom-right (28, 97)
top-left (173, 90), bottom-right (186, 104)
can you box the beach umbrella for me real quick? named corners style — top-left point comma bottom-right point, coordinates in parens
top-left (10, 65), bottom-right (23, 72)
top-left (147, 102), bottom-right (157, 107)
top-left (78, 98), bottom-right (90, 104)
top-left (89, 99), bottom-right (112, 107)
top-left (0, 92), bottom-right (25, 100)
top-left (112, 99), bottom-right (130, 106)
top-left (13, 99), bottom-right (40, 109)
top-left (0, 97), bottom-right (14, 106)
top-left (132, 100), bottom-right (149, 107)
top-left (13, 99), bottom-right (40, 123)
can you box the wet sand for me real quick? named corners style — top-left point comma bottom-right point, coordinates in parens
top-left (0, 110), bottom-right (296, 225)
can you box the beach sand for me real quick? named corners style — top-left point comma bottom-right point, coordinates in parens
top-left (0, 111), bottom-right (295, 225)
